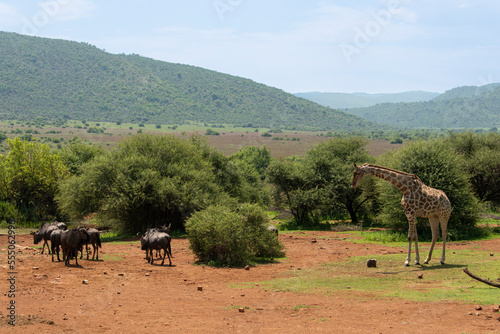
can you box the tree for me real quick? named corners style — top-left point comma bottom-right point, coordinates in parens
top-left (230, 146), bottom-right (271, 179)
top-left (0, 137), bottom-right (69, 221)
top-left (267, 138), bottom-right (375, 225)
top-left (267, 157), bottom-right (321, 224)
top-left (376, 139), bottom-right (479, 240)
top-left (304, 137), bottom-right (375, 223)
top-left (445, 132), bottom-right (500, 206)
top-left (58, 137), bottom-right (105, 175)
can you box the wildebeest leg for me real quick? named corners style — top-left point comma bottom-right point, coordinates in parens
top-left (63, 248), bottom-right (68, 266)
top-left (162, 244), bottom-right (172, 266)
top-left (168, 241), bottom-right (172, 258)
top-left (150, 249), bottom-right (154, 265)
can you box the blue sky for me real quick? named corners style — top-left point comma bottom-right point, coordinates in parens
top-left (1, 0), bottom-right (499, 94)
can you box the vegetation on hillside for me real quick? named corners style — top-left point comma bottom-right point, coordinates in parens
top-left (344, 84), bottom-right (500, 129)
top-left (0, 31), bottom-right (382, 132)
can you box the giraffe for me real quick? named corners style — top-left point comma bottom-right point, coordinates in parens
top-left (352, 163), bottom-right (451, 266)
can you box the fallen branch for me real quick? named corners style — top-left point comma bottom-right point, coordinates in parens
top-left (463, 268), bottom-right (500, 288)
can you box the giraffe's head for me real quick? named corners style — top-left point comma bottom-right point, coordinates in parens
top-left (352, 163), bottom-right (366, 188)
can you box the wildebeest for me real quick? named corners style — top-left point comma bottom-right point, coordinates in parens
top-left (79, 227), bottom-right (102, 260)
top-left (31, 222), bottom-right (58, 254)
top-left (61, 229), bottom-right (87, 266)
top-left (50, 229), bottom-right (63, 262)
top-left (140, 228), bottom-right (172, 266)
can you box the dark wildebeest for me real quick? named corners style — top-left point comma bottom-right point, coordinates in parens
top-left (61, 229), bottom-right (87, 266)
top-left (50, 229), bottom-right (63, 262)
top-left (140, 228), bottom-right (172, 266)
top-left (31, 222), bottom-right (58, 254)
top-left (79, 227), bottom-right (102, 260)
top-left (154, 224), bottom-right (172, 258)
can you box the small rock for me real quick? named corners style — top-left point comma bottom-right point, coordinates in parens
top-left (366, 259), bottom-right (377, 268)
top-left (417, 274), bottom-right (424, 279)
top-left (145, 273), bottom-right (150, 276)
top-left (32, 267), bottom-right (38, 270)
top-left (311, 240), bottom-right (317, 243)
top-left (197, 286), bottom-right (203, 291)
top-left (82, 280), bottom-right (89, 285)
top-left (238, 308), bottom-right (245, 313)
top-left (476, 306), bottom-right (483, 311)
top-left (490, 253), bottom-right (494, 256)
top-left (244, 265), bottom-right (250, 270)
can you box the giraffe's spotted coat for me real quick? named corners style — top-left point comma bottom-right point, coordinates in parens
top-left (352, 164), bottom-right (451, 266)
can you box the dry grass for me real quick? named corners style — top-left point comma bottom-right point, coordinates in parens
top-left (0, 122), bottom-right (402, 158)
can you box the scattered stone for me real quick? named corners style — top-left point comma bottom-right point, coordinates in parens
top-left (417, 274), bottom-right (424, 279)
top-left (118, 273), bottom-right (124, 276)
top-left (32, 267), bottom-right (38, 270)
top-left (490, 253), bottom-right (494, 256)
top-left (366, 259), bottom-right (377, 268)
top-left (197, 286), bottom-right (203, 291)
top-left (245, 265), bottom-right (250, 270)
top-left (238, 308), bottom-right (245, 313)
top-left (475, 306), bottom-right (483, 311)
top-left (145, 273), bottom-right (150, 276)
top-left (311, 240), bottom-right (317, 243)
top-left (82, 280), bottom-right (89, 285)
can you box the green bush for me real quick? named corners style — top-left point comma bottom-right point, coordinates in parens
top-left (185, 204), bottom-right (284, 267)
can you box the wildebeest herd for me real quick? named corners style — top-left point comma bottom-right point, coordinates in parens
top-left (31, 222), bottom-right (174, 267)
top-left (31, 222), bottom-right (103, 266)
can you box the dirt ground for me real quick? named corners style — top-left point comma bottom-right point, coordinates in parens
top-left (1, 232), bottom-right (499, 334)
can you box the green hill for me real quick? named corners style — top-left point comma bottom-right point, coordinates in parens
top-left (0, 31), bottom-right (382, 132)
top-left (295, 91), bottom-right (439, 109)
top-left (343, 84), bottom-right (500, 129)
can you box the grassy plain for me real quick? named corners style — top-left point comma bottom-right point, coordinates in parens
top-left (0, 121), bottom-right (402, 158)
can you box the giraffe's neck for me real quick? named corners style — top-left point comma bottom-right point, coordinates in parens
top-left (364, 164), bottom-right (418, 194)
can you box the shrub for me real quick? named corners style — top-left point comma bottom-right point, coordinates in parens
top-left (185, 204), bottom-right (284, 267)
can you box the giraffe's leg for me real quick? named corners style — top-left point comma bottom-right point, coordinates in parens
top-left (405, 215), bottom-right (418, 266)
top-left (440, 217), bottom-right (449, 265)
top-left (424, 217), bottom-right (440, 264)
top-left (413, 230), bottom-right (420, 265)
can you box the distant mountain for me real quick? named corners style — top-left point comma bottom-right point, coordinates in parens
top-left (0, 31), bottom-right (384, 132)
top-left (342, 84), bottom-right (500, 129)
top-left (432, 83), bottom-right (500, 101)
top-left (294, 91), bottom-right (439, 109)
